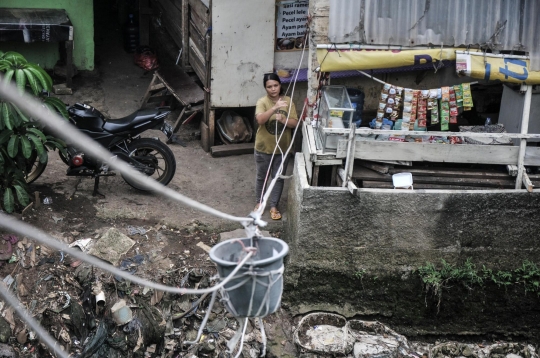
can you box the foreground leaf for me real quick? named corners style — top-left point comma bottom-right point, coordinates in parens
top-left (3, 187), bottom-right (14, 213)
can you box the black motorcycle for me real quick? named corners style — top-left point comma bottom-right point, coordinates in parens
top-left (26, 103), bottom-right (178, 195)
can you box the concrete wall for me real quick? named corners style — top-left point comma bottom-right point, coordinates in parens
top-left (284, 153), bottom-right (540, 340)
top-left (2, 0), bottom-right (94, 70)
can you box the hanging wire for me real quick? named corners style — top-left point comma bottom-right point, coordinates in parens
top-left (255, 24), bottom-right (310, 218)
top-left (0, 212), bottom-right (255, 295)
top-left (0, 284), bottom-right (70, 358)
top-left (0, 78), bottom-right (256, 229)
top-left (0, 16), bottom-right (310, 356)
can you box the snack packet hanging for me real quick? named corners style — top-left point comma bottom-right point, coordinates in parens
top-left (431, 105), bottom-right (439, 124)
top-left (453, 84), bottom-right (463, 105)
top-left (462, 83), bottom-right (473, 110)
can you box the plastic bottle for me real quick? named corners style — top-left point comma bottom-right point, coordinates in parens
top-left (123, 14), bottom-right (139, 53)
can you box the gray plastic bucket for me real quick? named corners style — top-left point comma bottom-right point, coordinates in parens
top-left (209, 237), bottom-right (289, 318)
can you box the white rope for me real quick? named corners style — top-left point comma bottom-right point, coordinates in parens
top-left (357, 70), bottom-right (387, 85)
top-left (254, 27), bottom-right (309, 221)
top-left (183, 290), bottom-right (218, 345)
top-left (0, 212), bottom-right (255, 295)
top-left (0, 284), bottom-right (70, 358)
top-left (0, 78), bottom-right (256, 228)
top-left (218, 265), bottom-right (285, 318)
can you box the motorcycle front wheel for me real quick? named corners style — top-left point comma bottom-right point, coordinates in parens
top-left (121, 138), bottom-right (177, 190)
top-left (25, 152), bottom-right (48, 184)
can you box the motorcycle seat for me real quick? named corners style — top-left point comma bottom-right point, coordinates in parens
top-left (103, 108), bottom-right (160, 133)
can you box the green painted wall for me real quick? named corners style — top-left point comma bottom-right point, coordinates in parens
top-left (1, 0), bottom-right (94, 70)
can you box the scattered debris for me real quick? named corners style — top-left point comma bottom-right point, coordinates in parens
top-left (111, 299), bottom-right (134, 326)
top-left (127, 225), bottom-right (147, 235)
top-left (88, 228), bottom-right (135, 265)
top-left (43, 197), bottom-right (53, 205)
top-left (52, 215), bottom-right (64, 224)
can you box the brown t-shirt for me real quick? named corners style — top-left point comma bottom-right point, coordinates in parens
top-left (255, 95), bottom-right (297, 154)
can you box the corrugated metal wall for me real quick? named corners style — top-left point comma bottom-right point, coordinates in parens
top-left (328, 0), bottom-right (540, 70)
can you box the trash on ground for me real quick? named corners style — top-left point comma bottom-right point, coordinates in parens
top-left (111, 299), bottom-right (134, 326)
top-left (127, 225), bottom-right (147, 235)
top-left (88, 228), bottom-right (135, 265)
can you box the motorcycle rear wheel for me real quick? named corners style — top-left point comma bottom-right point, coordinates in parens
top-left (25, 153), bottom-right (48, 184)
top-left (121, 138), bottom-right (176, 190)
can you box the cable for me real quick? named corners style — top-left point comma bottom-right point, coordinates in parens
top-left (255, 24), bottom-right (309, 218)
top-left (0, 79), bottom-right (256, 228)
top-left (0, 284), bottom-right (70, 358)
top-left (0, 212), bottom-right (254, 295)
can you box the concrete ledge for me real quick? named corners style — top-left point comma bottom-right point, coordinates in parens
top-left (284, 153), bottom-right (540, 340)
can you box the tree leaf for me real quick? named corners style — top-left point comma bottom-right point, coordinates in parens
top-left (7, 135), bottom-right (19, 157)
top-left (2, 102), bottom-right (13, 130)
top-left (27, 64), bottom-right (52, 91)
top-left (0, 130), bottom-right (13, 145)
top-left (27, 134), bottom-right (45, 156)
top-left (23, 68), bottom-right (39, 95)
top-left (26, 127), bottom-right (47, 141)
top-left (15, 68), bottom-right (27, 94)
top-left (0, 102), bottom-right (6, 130)
top-left (20, 135), bottom-right (32, 159)
top-left (43, 97), bottom-right (69, 119)
top-left (13, 185), bottom-right (29, 206)
top-left (13, 105), bottom-right (29, 123)
top-left (2, 52), bottom-right (28, 64)
top-left (3, 69), bottom-right (14, 85)
top-left (3, 187), bottom-right (14, 213)
top-left (38, 150), bottom-right (48, 164)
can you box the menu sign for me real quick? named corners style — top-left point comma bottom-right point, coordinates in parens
top-left (276, 2), bottom-right (308, 51)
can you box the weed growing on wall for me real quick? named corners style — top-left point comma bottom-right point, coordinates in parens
top-left (417, 259), bottom-right (540, 310)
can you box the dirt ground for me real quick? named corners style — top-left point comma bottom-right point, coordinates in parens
top-left (0, 10), bottom-right (297, 357)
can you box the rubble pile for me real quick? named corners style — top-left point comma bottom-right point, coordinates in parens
top-left (0, 225), bottom-right (272, 358)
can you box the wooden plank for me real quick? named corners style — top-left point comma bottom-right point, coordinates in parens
top-left (315, 159), bottom-right (342, 166)
top-left (330, 165), bottom-right (337, 186)
top-left (200, 120), bottom-right (210, 152)
top-left (312, 166), bottom-right (320, 186)
top-left (507, 165), bottom-right (518, 176)
top-left (140, 73), bottom-right (158, 106)
top-left (172, 106), bottom-right (187, 132)
top-left (516, 85), bottom-right (533, 189)
top-left (182, 0), bottom-right (189, 68)
top-left (342, 126), bottom-right (356, 187)
top-left (352, 167), bottom-right (516, 188)
top-left (361, 181), bottom-right (503, 191)
top-left (210, 142), bottom-right (254, 157)
top-left (353, 141), bottom-right (540, 166)
top-left (208, 108), bottom-right (215, 148)
top-left (302, 124), bottom-right (314, 183)
top-left (522, 172), bottom-right (534, 192)
top-left (387, 167), bottom-right (510, 179)
top-left (156, 65), bottom-right (205, 105)
top-left (154, 0), bottom-right (183, 49)
top-left (189, 21), bottom-right (206, 56)
top-left (189, 38), bottom-right (207, 84)
top-left (328, 128), bottom-right (540, 140)
top-left (305, 123), bottom-right (318, 162)
top-left (358, 160), bottom-right (391, 174)
top-left (189, 0), bottom-right (210, 36)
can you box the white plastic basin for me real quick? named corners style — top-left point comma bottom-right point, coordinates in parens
top-left (392, 172), bottom-right (413, 189)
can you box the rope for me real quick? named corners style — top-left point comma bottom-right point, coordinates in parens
top-left (0, 79), bottom-right (255, 228)
top-left (0, 284), bottom-right (70, 358)
top-left (253, 26), bottom-right (309, 225)
top-left (0, 212), bottom-right (255, 295)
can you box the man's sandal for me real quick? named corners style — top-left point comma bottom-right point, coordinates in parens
top-left (270, 208), bottom-right (282, 220)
